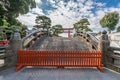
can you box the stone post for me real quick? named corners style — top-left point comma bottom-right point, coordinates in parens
top-left (98, 30), bottom-right (110, 65)
top-left (5, 29), bottom-right (23, 67)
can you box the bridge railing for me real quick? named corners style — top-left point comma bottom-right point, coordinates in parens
top-left (22, 30), bottom-right (47, 49)
top-left (0, 46), bottom-right (9, 71)
top-left (0, 30), bottom-right (48, 71)
top-left (76, 30), bottom-right (120, 73)
top-left (86, 33), bottom-right (99, 49)
top-left (105, 47), bottom-right (120, 72)
top-left (16, 50), bottom-right (103, 72)
top-left (0, 40), bottom-right (9, 46)
top-left (77, 31), bottom-right (99, 50)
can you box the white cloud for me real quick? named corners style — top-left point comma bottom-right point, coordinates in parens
top-left (30, 6), bottom-right (44, 15)
top-left (77, 0), bottom-right (87, 3)
top-left (49, 0), bottom-right (56, 4)
top-left (85, 0), bottom-right (93, 6)
top-left (95, 2), bottom-right (106, 7)
top-left (35, 0), bottom-right (41, 3)
top-left (17, 0), bottom-right (120, 32)
top-left (17, 13), bottom-right (37, 29)
top-left (17, 6), bottom-right (44, 29)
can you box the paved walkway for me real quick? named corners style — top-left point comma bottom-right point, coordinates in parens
top-left (0, 67), bottom-right (120, 80)
top-left (32, 37), bottom-right (89, 50)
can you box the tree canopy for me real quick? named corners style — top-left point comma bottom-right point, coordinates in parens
top-left (0, 0), bottom-right (36, 40)
top-left (73, 18), bottom-right (92, 33)
top-left (100, 12), bottom-right (119, 32)
top-left (34, 15), bottom-right (51, 31)
top-left (117, 26), bottom-right (120, 32)
top-left (51, 24), bottom-right (63, 36)
top-left (0, 0), bottom-right (36, 15)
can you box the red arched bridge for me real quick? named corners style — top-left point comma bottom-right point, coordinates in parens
top-left (0, 30), bottom-right (120, 80)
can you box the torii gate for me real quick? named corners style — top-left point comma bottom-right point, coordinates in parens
top-left (62, 28), bottom-right (74, 38)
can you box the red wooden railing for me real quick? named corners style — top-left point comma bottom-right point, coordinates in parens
top-left (16, 50), bottom-right (103, 72)
top-left (0, 40), bottom-right (9, 46)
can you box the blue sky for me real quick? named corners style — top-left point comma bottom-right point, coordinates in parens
top-left (96, 0), bottom-right (119, 7)
top-left (17, 0), bottom-right (120, 32)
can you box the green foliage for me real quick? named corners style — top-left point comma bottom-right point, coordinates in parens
top-left (0, 0), bottom-right (36, 15)
top-left (0, 0), bottom-right (36, 40)
top-left (32, 27), bottom-right (37, 30)
top-left (73, 18), bottom-right (92, 33)
top-left (0, 31), bottom-right (5, 40)
top-left (0, 20), bottom-right (28, 39)
top-left (34, 15), bottom-right (51, 31)
top-left (0, 18), bottom-right (4, 26)
top-left (100, 12), bottom-right (119, 32)
top-left (52, 24), bottom-right (63, 36)
top-left (117, 26), bottom-right (120, 32)
top-left (0, 16), bottom-right (29, 39)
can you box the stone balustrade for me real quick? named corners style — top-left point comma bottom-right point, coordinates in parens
top-left (0, 29), bottom-right (47, 71)
top-left (22, 31), bottom-right (47, 50)
top-left (76, 31), bottom-right (99, 50)
top-left (106, 47), bottom-right (120, 72)
top-left (76, 30), bottom-right (120, 73)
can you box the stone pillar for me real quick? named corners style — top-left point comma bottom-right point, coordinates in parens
top-left (98, 30), bottom-right (110, 65)
top-left (5, 29), bottom-right (22, 67)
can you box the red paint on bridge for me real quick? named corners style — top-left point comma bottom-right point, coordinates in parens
top-left (0, 40), bottom-right (9, 46)
top-left (16, 50), bottom-right (103, 72)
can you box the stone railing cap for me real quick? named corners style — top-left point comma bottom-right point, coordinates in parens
top-left (102, 30), bottom-right (107, 34)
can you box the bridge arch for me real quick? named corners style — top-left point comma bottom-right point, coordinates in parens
top-left (1, 29), bottom-right (120, 73)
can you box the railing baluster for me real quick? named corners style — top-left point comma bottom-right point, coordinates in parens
top-left (16, 50), bottom-right (103, 72)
